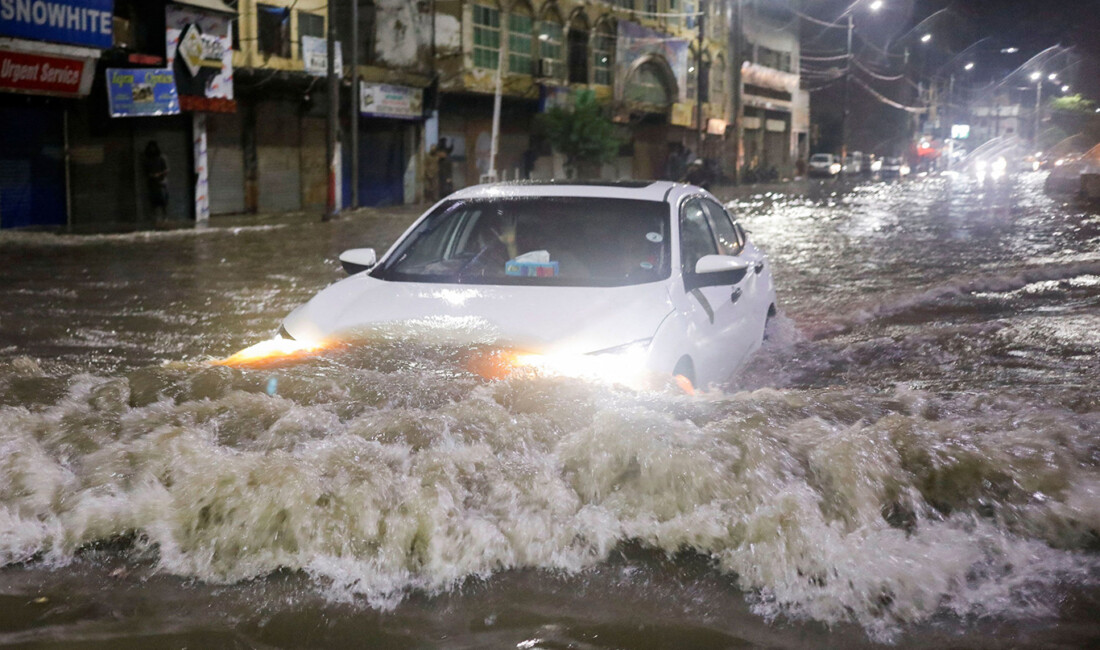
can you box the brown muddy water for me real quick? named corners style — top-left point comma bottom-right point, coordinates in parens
top-left (0, 173), bottom-right (1098, 648)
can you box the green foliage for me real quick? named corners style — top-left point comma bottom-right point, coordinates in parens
top-left (535, 90), bottom-right (621, 174)
top-left (1050, 94), bottom-right (1097, 114)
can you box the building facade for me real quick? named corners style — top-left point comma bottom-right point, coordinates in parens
top-left (736, 0), bottom-right (807, 179)
top-left (2, 1), bottom-right (809, 230)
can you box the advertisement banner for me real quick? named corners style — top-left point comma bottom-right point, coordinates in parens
top-left (300, 34), bottom-right (341, 77)
top-left (360, 82), bottom-right (422, 120)
top-left (165, 4), bottom-right (233, 112)
top-left (0, 47), bottom-right (93, 96)
top-left (0, 0), bottom-right (113, 49)
top-left (106, 68), bottom-right (179, 117)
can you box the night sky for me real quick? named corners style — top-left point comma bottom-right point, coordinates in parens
top-left (802, 0), bottom-right (1100, 154)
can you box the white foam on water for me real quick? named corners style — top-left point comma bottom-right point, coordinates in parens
top-left (0, 350), bottom-right (1097, 641)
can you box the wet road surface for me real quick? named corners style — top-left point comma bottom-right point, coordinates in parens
top-left (0, 172), bottom-right (1098, 648)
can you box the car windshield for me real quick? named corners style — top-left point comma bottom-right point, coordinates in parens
top-left (810, 154), bottom-right (831, 163)
top-left (372, 197), bottom-right (672, 287)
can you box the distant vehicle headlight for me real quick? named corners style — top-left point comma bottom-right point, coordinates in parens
top-left (991, 157), bottom-right (1007, 179)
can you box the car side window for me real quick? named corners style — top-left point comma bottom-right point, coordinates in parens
top-left (680, 198), bottom-right (718, 273)
top-left (700, 199), bottom-right (744, 256)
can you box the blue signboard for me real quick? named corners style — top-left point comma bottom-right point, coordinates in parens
top-left (107, 68), bottom-right (179, 118)
top-left (0, 0), bottom-right (114, 49)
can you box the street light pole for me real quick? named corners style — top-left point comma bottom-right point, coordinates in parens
top-left (840, 13), bottom-right (852, 175)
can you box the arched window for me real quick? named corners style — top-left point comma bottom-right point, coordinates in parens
top-left (473, 2), bottom-right (502, 70)
top-left (712, 54), bottom-right (725, 104)
top-left (593, 18), bottom-right (615, 86)
top-left (509, 2), bottom-right (534, 74)
top-left (567, 11), bottom-right (590, 84)
top-left (538, 5), bottom-right (565, 79)
top-left (624, 58), bottom-right (676, 107)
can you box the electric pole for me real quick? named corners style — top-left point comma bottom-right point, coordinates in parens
top-left (696, 0), bottom-right (706, 152)
top-left (324, 0), bottom-right (339, 220)
top-left (350, 0), bottom-right (359, 209)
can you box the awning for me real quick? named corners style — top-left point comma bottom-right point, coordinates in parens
top-left (170, 0), bottom-right (238, 14)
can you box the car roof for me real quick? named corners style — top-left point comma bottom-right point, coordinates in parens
top-left (447, 180), bottom-right (687, 203)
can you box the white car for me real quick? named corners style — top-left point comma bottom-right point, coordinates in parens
top-left (808, 153), bottom-right (841, 177)
top-left (276, 181), bottom-right (777, 389)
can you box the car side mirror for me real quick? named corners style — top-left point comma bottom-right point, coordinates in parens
top-left (339, 248), bottom-right (377, 274)
top-left (695, 254), bottom-right (750, 274)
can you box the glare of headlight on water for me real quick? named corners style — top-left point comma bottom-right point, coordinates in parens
top-left (213, 336), bottom-right (328, 366)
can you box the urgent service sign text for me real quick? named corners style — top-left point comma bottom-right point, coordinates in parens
top-left (0, 0), bottom-right (114, 49)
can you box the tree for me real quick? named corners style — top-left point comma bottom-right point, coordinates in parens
top-left (1048, 94), bottom-right (1100, 148)
top-left (535, 90), bottom-right (621, 178)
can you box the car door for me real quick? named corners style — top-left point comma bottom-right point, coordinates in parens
top-left (701, 198), bottom-right (769, 358)
top-left (678, 197), bottom-right (748, 385)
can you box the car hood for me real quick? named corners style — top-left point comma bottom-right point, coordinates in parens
top-left (282, 274), bottom-right (675, 354)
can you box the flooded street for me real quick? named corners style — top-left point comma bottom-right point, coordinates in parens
top-left (1, 173), bottom-right (1098, 648)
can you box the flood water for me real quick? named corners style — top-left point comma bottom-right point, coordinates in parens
top-left (1, 172), bottom-right (1098, 648)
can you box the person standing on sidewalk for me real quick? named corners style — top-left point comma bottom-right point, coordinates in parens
top-left (144, 141), bottom-right (170, 219)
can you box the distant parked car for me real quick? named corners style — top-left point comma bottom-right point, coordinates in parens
top-left (808, 153), bottom-right (841, 177)
top-left (880, 157), bottom-right (910, 178)
top-left (843, 151), bottom-right (863, 175)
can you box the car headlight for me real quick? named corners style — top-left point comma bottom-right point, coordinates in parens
top-left (513, 338), bottom-right (653, 387)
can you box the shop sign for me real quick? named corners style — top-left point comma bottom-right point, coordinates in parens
top-left (0, 0), bottom-right (113, 49)
top-left (165, 3), bottom-right (234, 112)
top-left (106, 67), bottom-right (179, 117)
top-left (300, 35), bottom-right (341, 77)
top-left (670, 102), bottom-right (693, 128)
top-left (707, 118), bottom-right (727, 135)
top-left (0, 47), bottom-right (92, 96)
top-left (360, 82), bottom-right (422, 120)
top-left (741, 62), bottom-right (799, 94)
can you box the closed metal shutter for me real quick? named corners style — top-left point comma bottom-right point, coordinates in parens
top-left (207, 112), bottom-right (245, 215)
top-left (0, 106), bottom-right (65, 229)
top-left (256, 101), bottom-right (301, 213)
top-left (299, 116), bottom-right (326, 212)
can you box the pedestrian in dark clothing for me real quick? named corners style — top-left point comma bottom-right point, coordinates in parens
top-left (437, 137), bottom-right (454, 196)
top-left (144, 141), bottom-right (169, 218)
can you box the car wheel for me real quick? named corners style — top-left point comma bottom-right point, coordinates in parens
top-left (672, 356), bottom-right (695, 391)
top-left (763, 304), bottom-right (778, 342)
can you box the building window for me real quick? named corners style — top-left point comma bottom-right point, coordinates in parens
top-left (298, 11), bottom-right (324, 58)
top-left (712, 55), bottom-right (725, 102)
top-left (617, 0), bottom-right (633, 10)
top-left (258, 4), bottom-right (291, 58)
top-left (668, 0), bottom-right (680, 28)
top-left (685, 0), bottom-right (696, 30)
top-left (567, 13), bottom-right (589, 84)
top-left (593, 19), bottom-right (614, 86)
top-left (644, 0), bottom-right (658, 16)
top-left (509, 5), bottom-right (533, 74)
top-left (473, 3), bottom-right (501, 70)
top-left (538, 7), bottom-right (564, 79)
top-left (359, 1), bottom-right (377, 65)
